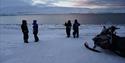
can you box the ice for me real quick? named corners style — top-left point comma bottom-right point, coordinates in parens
top-left (0, 24), bottom-right (125, 63)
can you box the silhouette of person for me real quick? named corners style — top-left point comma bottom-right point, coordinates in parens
top-left (32, 20), bottom-right (39, 42)
top-left (64, 20), bottom-right (72, 37)
top-left (73, 19), bottom-right (80, 38)
top-left (21, 20), bottom-right (29, 43)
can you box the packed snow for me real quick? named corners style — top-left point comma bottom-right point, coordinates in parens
top-left (0, 24), bottom-right (125, 63)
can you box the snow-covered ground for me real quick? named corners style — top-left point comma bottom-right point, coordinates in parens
top-left (0, 24), bottom-right (125, 63)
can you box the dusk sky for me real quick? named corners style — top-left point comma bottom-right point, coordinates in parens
top-left (0, 0), bottom-right (125, 13)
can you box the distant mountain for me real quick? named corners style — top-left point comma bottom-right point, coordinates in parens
top-left (0, 6), bottom-right (91, 15)
top-left (0, 6), bottom-right (125, 16)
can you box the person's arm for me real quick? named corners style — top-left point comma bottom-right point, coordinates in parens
top-left (64, 23), bottom-right (67, 26)
top-left (78, 23), bottom-right (80, 26)
top-left (21, 25), bottom-right (24, 32)
top-left (70, 23), bottom-right (72, 26)
top-left (36, 24), bottom-right (38, 30)
top-left (26, 26), bottom-right (29, 33)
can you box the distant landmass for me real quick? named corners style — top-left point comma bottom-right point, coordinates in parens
top-left (0, 6), bottom-right (125, 16)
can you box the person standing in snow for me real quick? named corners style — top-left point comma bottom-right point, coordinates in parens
top-left (73, 19), bottom-right (80, 38)
top-left (64, 20), bottom-right (72, 38)
top-left (21, 20), bottom-right (29, 43)
top-left (32, 20), bottom-right (39, 42)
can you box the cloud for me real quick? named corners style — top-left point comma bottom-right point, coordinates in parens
top-left (0, 0), bottom-right (125, 9)
top-left (28, 0), bottom-right (125, 9)
top-left (31, 0), bottom-right (48, 5)
top-left (51, 0), bottom-right (75, 7)
top-left (73, 0), bottom-right (125, 8)
top-left (0, 0), bottom-right (125, 14)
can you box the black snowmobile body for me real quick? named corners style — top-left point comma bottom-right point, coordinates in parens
top-left (84, 26), bottom-right (125, 57)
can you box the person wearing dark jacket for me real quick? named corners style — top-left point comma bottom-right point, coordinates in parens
top-left (33, 20), bottom-right (39, 42)
top-left (73, 19), bottom-right (80, 38)
top-left (64, 20), bottom-right (72, 37)
top-left (21, 20), bottom-right (29, 43)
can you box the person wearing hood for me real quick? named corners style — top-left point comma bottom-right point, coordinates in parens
top-left (33, 20), bottom-right (39, 42)
top-left (64, 20), bottom-right (72, 37)
top-left (73, 19), bottom-right (80, 38)
top-left (21, 20), bottom-right (29, 43)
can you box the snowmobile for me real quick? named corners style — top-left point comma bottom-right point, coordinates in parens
top-left (84, 26), bottom-right (125, 57)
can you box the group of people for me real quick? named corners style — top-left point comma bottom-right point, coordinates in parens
top-left (64, 19), bottom-right (80, 38)
top-left (21, 20), bottom-right (39, 43)
top-left (21, 19), bottom-right (80, 43)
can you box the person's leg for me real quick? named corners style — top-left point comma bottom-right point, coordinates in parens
top-left (36, 33), bottom-right (39, 41)
top-left (23, 33), bottom-right (25, 42)
top-left (34, 33), bottom-right (39, 42)
top-left (26, 33), bottom-right (29, 42)
top-left (69, 29), bottom-right (71, 37)
top-left (34, 34), bottom-right (35, 41)
top-left (73, 30), bottom-right (76, 38)
top-left (76, 30), bottom-right (79, 38)
top-left (66, 28), bottom-right (69, 37)
top-left (24, 33), bottom-right (28, 43)
top-left (67, 29), bottom-right (70, 37)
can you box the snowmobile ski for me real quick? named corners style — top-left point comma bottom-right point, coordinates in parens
top-left (84, 42), bottom-right (101, 53)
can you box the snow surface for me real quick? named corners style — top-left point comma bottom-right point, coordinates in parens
top-left (0, 24), bottom-right (125, 63)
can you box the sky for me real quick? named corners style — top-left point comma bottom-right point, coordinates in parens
top-left (30, 0), bottom-right (125, 9)
top-left (0, 0), bottom-right (125, 14)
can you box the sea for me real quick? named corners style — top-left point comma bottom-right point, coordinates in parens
top-left (0, 13), bottom-right (125, 25)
